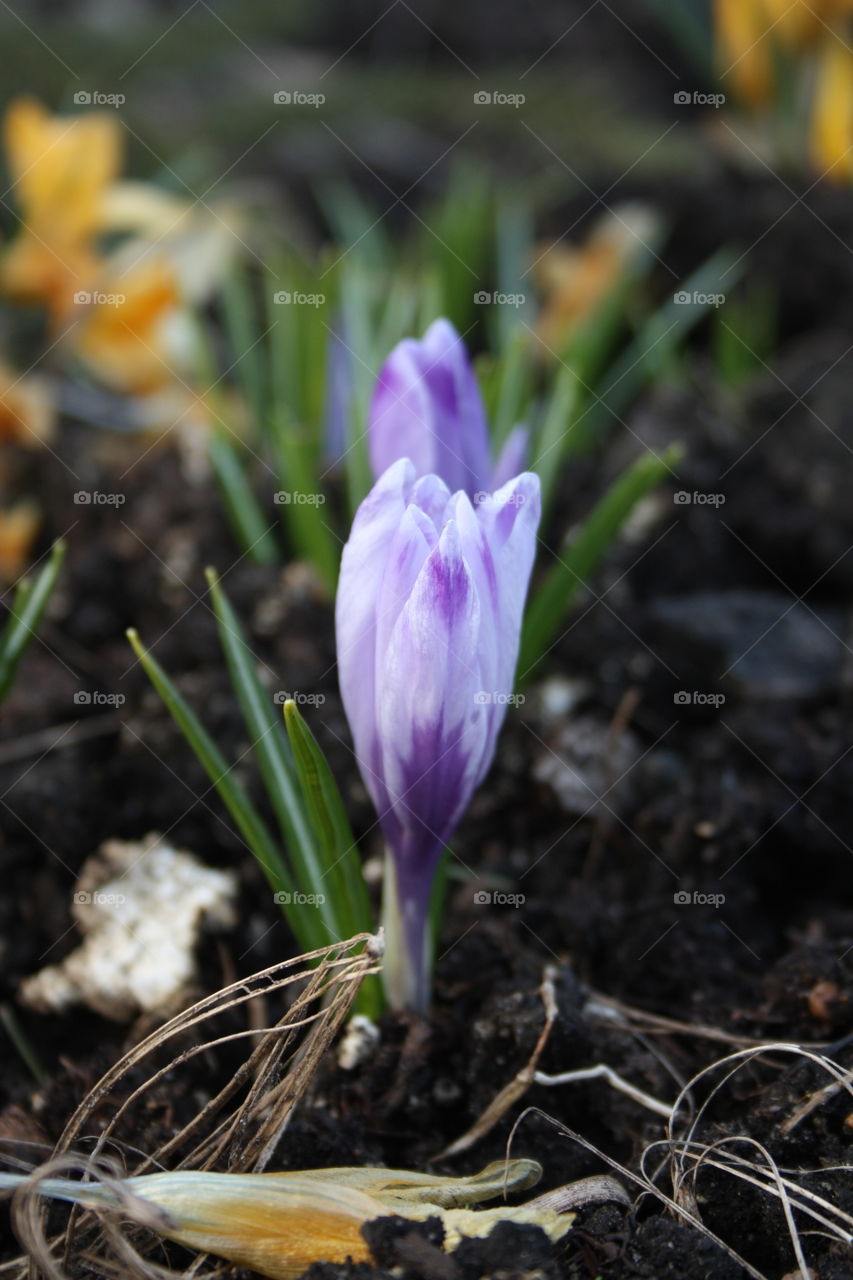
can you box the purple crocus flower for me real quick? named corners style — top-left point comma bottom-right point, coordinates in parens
top-left (335, 457), bottom-right (541, 1010)
top-left (369, 318), bottom-right (527, 499)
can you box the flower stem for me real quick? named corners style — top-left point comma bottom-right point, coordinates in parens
top-left (381, 853), bottom-right (433, 1013)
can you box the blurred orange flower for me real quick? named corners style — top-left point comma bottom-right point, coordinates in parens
top-left (69, 255), bottom-right (189, 396)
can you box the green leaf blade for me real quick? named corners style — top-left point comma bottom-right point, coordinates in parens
top-left (204, 570), bottom-right (343, 944)
top-left (0, 540), bottom-right (66, 704)
top-left (518, 444), bottom-right (684, 682)
top-left (284, 698), bottom-right (380, 1015)
top-left (126, 627), bottom-right (321, 954)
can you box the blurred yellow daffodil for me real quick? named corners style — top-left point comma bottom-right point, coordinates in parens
top-left (810, 36), bottom-right (853, 179)
top-left (717, 0), bottom-right (853, 105)
top-left (534, 204), bottom-right (660, 356)
top-left (65, 242), bottom-right (245, 458)
top-left (2, 97), bottom-right (242, 416)
top-left (1, 97), bottom-right (121, 325)
top-left (715, 0), bottom-right (775, 107)
top-left (0, 500), bottom-right (41, 583)
top-left (715, 0), bottom-right (853, 182)
top-left (0, 362), bottom-right (55, 448)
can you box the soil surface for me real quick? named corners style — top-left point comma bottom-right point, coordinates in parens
top-left (1, 156), bottom-right (852, 1280)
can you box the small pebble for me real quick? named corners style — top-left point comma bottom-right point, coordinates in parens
top-left (338, 1014), bottom-right (380, 1071)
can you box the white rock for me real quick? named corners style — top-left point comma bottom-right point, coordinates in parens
top-left (337, 1014), bottom-right (380, 1071)
top-left (533, 716), bottom-right (641, 816)
top-left (537, 675), bottom-right (591, 721)
top-left (20, 833), bottom-right (238, 1020)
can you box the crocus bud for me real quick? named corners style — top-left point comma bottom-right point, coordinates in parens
top-left (336, 458), bottom-right (540, 1010)
top-left (369, 318), bottom-right (527, 498)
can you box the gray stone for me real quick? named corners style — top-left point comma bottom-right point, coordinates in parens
top-left (650, 589), bottom-right (844, 701)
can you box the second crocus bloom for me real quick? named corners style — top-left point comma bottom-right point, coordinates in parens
top-left (369, 318), bottom-right (527, 499)
top-left (336, 457), bottom-right (540, 1010)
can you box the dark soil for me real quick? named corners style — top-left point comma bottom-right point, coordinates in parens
top-left (1, 177), bottom-right (852, 1280)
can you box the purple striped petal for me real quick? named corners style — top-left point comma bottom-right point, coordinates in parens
top-left (335, 458), bottom-right (415, 815)
top-left (368, 319), bottom-right (491, 498)
top-left (490, 424), bottom-right (529, 490)
top-left (377, 517), bottom-right (485, 868)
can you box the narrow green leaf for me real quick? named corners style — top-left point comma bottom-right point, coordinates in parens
top-left (644, 0), bottom-right (712, 77)
top-left (300, 286), bottom-right (335, 431)
top-left (532, 366), bottom-right (582, 519)
top-left (209, 430), bottom-right (280, 565)
top-left (376, 272), bottom-right (418, 358)
top-left (204, 570), bottom-right (340, 945)
top-left (494, 195), bottom-right (535, 344)
top-left (491, 328), bottom-right (532, 450)
top-left (416, 266), bottom-right (445, 334)
top-left (261, 262), bottom-right (341, 589)
top-left (191, 314), bottom-right (278, 566)
top-left (0, 540), bottom-right (66, 703)
top-left (318, 180), bottom-right (391, 270)
top-left (428, 847), bottom-right (450, 953)
top-left (267, 407), bottom-right (340, 590)
top-left (222, 268), bottom-right (267, 432)
top-left (125, 628), bottom-right (320, 954)
top-left (284, 698), bottom-right (381, 1017)
top-left (338, 261), bottom-right (377, 512)
top-left (0, 1003), bottom-right (46, 1086)
top-left (283, 699), bottom-right (373, 928)
top-left (562, 221), bottom-right (664, 389)
top-left (265, 262), bottom-right (298, 421)
top-left (712, 281), bottom-right (777, 387)
top-left (576, 248), bottom-right (743, 444)
top-left (518, 445), bottom-right (684, 682)
top-left (424, 164), bottom-right (493, 330)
